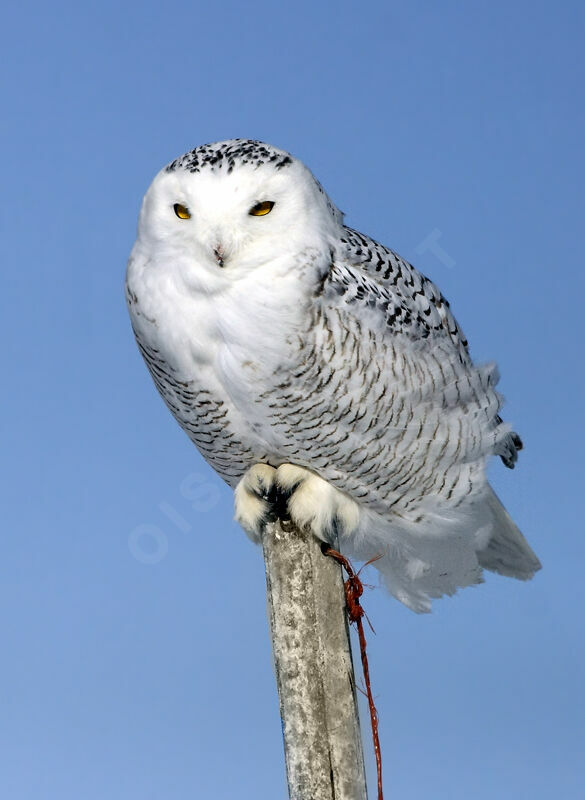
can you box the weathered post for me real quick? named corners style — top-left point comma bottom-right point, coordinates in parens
top-left (262, 516), bottom-right (368, 800)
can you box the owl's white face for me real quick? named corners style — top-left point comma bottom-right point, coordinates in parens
top-left (131, 144), bottom-right (342, 295)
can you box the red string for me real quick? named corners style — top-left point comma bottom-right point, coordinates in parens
top-left (323, 546), bottom-right (384, 800)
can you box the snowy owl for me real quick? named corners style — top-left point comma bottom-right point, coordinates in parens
top-left (126, 139), bottom-right (540, 612)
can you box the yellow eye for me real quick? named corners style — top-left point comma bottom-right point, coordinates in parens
top-left (173, 203), bottom-right (191, 219)
top-left (249, 200), bottom-right (275, 216)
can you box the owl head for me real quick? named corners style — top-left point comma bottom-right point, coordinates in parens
top-left (133, 139), bottom-right (343, 287)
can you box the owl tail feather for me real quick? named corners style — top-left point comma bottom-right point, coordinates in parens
top-left (353, 485), bottom-right (540, 613)
top-left (476, 487), bottom-right (542, 580)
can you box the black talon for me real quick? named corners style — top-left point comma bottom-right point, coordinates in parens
top-left (264, 479), bottom-right (304, 522)
top-left (254, 479), bottom-right (273, 502)
top-left (265, 483), bottom-right (290, 521)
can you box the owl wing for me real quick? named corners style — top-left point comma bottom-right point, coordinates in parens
top-left (336, 226), bottom-right (471, 361)
top-left (327, 227), bottom-right (521, 470)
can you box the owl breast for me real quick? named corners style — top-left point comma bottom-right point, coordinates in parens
top-left (126, 250), bottom-right (321, 486)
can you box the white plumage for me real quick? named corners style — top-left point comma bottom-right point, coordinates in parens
top-left (126, 139), bottom-right (540, 612)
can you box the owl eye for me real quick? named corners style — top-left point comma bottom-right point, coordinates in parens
top-left (173, 203), bottom-right (191, 219)
top-left (249, 200), bottom-right (275, 217)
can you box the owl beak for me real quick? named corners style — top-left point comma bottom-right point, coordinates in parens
top-left (213, 244), bottom-right (225, 268)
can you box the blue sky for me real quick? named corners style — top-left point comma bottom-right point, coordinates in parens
top-left (1, 1), bottom-right (584, 797)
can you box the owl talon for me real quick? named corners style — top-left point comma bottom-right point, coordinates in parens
top-left (234, 463), bottom-right (360, 546)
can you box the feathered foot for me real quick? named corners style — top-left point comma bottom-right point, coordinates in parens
top-left (234, 463), bottom-right (277, 543)
top-left (234, 462), bottom-right (360, 545)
